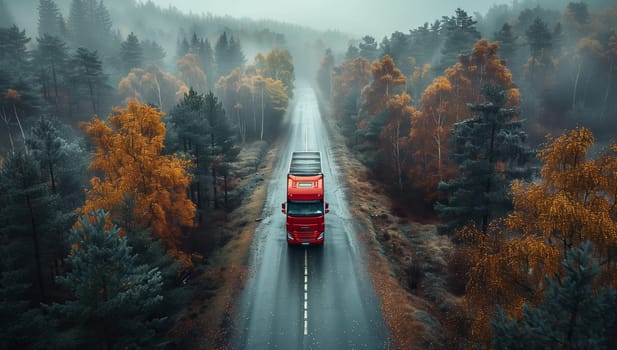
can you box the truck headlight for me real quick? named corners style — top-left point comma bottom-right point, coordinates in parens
top-left (287, 232), bottom-right (294, 240)
top-left (317, 232), bottom-right (324, 240)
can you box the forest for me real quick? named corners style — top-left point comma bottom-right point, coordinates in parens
top-left (0, 0), bottom-right (316, 348)
top-left (316, 0), bottom-right (617, 348)
top-left (2, 0), bottom-right (617, 349)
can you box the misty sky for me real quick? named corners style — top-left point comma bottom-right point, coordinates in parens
top-left (146, 0), bottom-right (510, 38)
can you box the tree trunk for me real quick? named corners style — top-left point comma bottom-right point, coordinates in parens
top-left (25, 192), bottom-right (45, 302)
top-left (224, 173), bottom-right (228, 208)
top-left (602, 63), bottom-right (613, 121)
top-left (212, 164), bottom-right (218, 209)
top-left (482, 117), bottom-right (497, 234)
top-left (49, 160), bottom-right (56, 194)
top-left (572, 60), bottom-right (581, 112)
top-left (260, 85), bottom-right (264, 141)
top-left (52, 62), bottom-right (59, 112)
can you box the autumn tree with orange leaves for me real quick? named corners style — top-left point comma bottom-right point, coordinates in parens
top-left (379, 92), bottom-right (415, 191)
top-left (356, 55), bottom-right (406, 166)
top-left (79, 101), bottom-right (195, 261)
top-left (330, 57), bottom-right (371, 136)
top-left (456, 127), bottom-right (617, 348)
top-left (410, 39), bottom-right (520, 206)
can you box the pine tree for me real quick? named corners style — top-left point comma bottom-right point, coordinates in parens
top-left (204, 91), bottom-right (239, 208)
top-left (142, 39), bottom-right (166, 67)
top-left (214, 31), bottom-right (229, 78)
top-left (27, 117), bottom-right (64, 195)
top-left (198, 37), bottom-right (214, 79)
top-left (0, 151), bottom-right (58, 303)
top-left (525, 17), bottom-right (552, 69)
top-left (358, 35), bottom-right (379, 62)
top-left (493, 22), bottom-right (516, 67)
top-left (37, 0), bottom-right (64, 38)
top-left (0, 252), bottom-right (51, 349)
top-left (438, 8), bottom-right (480, 73)
top-left (435, 85), bottom-right (532, 233)
top-left (176, 37), bottom-right (189, 60)
top-left (50, 210), bottom-right (166, 349)
top-left (215, 32), bottom-right (245, 79)
top-left (345, 44), bottom-right (360, 60)
top-left (227, 35), bottom-right (246, 74)
top-left (0, 25), bottom-right (31, 79)
top-left (492, 242), bottom-right (617, 350)
top-left (33, 34), bottom-right (69, 109)
top-left (69, 47), bottom-right (108, 115)
top-left (67, 0), bottom-right (88, 47)
top-left (167, 88), bottom-right (211, 211)
top-left (120, 32), bottom-right (143, 74)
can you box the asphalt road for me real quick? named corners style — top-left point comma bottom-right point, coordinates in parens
top-left (231, 85), bottom-right (389, 349)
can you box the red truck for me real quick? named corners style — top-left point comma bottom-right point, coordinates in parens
top-left (281, 151), bottom-right (329, 245)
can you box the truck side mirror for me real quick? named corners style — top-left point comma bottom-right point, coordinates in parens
top-left (281, 202), bottom-right (286, 214)
top-left (325, 202), bottom-right (330, 214)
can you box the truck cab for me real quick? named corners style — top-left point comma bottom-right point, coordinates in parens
top-left (281, 152), bottom-right (329, 245)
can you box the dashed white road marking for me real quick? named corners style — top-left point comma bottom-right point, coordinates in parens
top-left (304, 248), bottom-right (308, 336)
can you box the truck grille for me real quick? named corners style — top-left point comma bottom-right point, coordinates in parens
top-left (296, 231), bottom-right (315, 241)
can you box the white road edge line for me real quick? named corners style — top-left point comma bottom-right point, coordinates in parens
top-left (304, 248), bottom-right (308, 336)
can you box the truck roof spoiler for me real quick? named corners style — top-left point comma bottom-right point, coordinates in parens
top-left (289, 151), bottom-right (322, 175)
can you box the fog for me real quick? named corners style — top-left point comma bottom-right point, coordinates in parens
top-left (147, 0), bottom-right (516, 38)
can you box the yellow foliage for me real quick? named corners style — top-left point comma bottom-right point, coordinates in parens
top-left (410, 39), bottom-right (519, 199)
top-left (118, 65), bottom-right (189, 112)
top-left (79, 101), bottom-right (196, 260)
top-left (361, 55), bottom-right (406, 116)
top-left (461, 127), bottom-right (617, 347)
top-left (177, 53), bottom-right (208, 93)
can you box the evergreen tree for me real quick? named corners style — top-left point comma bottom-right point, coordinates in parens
top-left (358, 35), bottom-right (379, 62)
top-left (176, 37), bottom-right (189, 60)
top-left (0, 252), bottom-right (51, 349)
top-left (167, 88), bottom-right (211, 211)
top-left (227, 35), bottom-right (246, 74)
top-left (345, 44), bottom-right (360, 60)
top-left (67, 0), bottom-right (113, 53)
top-left (50, 210), bottom-right (165, 349)
top-left (27, 117), bottom-right (64, 195)
top-left (204, 91), bottom-right (239, 208)
top-left (34, 34), bottom-right (69, 110)
top-left (120, 32), bottom-right (143, 74)
top-left (525, 17), bottom-right (552, 67)
top-left (435, 85), bottom-right (532, 233)
top-left (492, 242), bottom-right (617, 350)
top-left (493, 23), bottom-right (516, 67)
top-left (214, 31), bottom-right (229, 78)
top-left (0, 25), bottom-right (31, 78)
top-left (69, 47), bottom-right (109, 116)
top-left (142, 39), bottom-right (166, 67)
top-left (381, 31), bottom-right (412, 74)
top-left (37, 0), bottom-right (64, 38)
top-left (409, 21), bottom-right (442, 66)
top-left (0, 151), bottom-right (58, 303)
top-left (189, 32), bottom-right (200, 54)
top-left (67, 0), bottom-right (88, 47)
top-left (438, 8), bottom-right (480, 72)
top-left (215, 32), bottom-right (245, 78)
top-left (198, 37), bottom-right (214, 83)
top-left (94, 0), bottom-right (112, 40)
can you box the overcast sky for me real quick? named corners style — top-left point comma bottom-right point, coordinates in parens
top-left (145, 0), bottom-right (509, 38)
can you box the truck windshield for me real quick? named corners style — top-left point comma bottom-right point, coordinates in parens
top-left (287, 200), bottom-right (324, 217)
